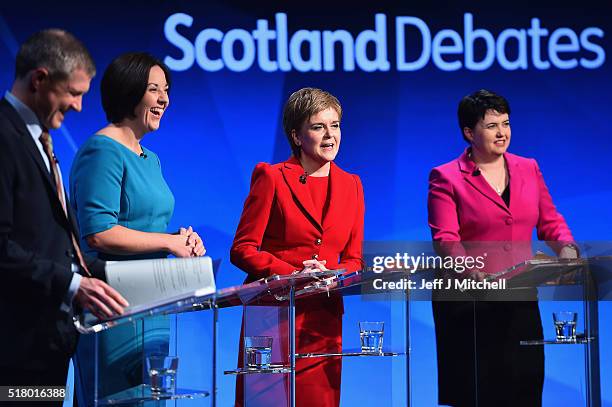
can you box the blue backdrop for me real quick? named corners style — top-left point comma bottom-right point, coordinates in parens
top-left (1, 1), bottom-right (610, 405)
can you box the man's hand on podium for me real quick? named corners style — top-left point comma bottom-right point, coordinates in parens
top-left (75, 277), bottom-right (129, 320)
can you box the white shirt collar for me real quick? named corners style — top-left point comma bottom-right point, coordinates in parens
top-left (4, 90), bottom-right (45, 139)
top-left (4, 90), bottom-right (49, 171)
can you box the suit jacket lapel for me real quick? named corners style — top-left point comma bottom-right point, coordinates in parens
top-left (458, 149), bottom-right (511, 215)
top-left (65, 200), bottom-right (81, 238)
top-left (506, 154), bottom-right (523, 215)
top-left (322, 162), bottom-right (346, 231)
top-left (23, 131), bottom-right (58, 192)
top-left (25, 130), bottom-right (77, 235)
top-left (1, 99), bottom-right (70, 227)
top-left (281, 157), bottom-right (323, 232)
top-left (1, 99), bottom-right (56, 192)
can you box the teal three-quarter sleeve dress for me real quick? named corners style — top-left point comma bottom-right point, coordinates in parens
top-left (70, 134), bottom-right (175, 260)
top-left (70, 134), bottom-right (175, 402)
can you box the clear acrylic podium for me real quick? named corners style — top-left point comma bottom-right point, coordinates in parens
top-left (75, 251), bottom-right (610, 406)
top-left (497, 255), bottom-right (612, 407)
top-left (75, 269), bottom-right (410, 406)
top-left (74, 285), bottom-right (216, 406)
top-left (218, 270), bottom-right (409, 407)
top-left (424, 253), bottom-right (610, 407)
top-left (359, 240), bottom-right (611, 407)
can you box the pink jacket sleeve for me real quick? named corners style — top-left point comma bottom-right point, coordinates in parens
top-left (427, 168), bottom-right (467, 257)
top-left (532, 160), bottom-right (575, 251)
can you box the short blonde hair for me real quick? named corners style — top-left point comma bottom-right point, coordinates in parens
top-left (282, 88), bottom-right (342, 157)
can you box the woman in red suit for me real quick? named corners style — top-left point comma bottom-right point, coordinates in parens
top-left (428, 89), bottom-right (577, 407)
top-left (231, 88), bottom-right (364, 406)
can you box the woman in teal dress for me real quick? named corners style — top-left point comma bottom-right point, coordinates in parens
top-left (69, 52), bottom-right (205, 403)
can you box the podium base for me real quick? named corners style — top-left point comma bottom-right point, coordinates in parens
top-left (96, 384), bottom-right (209, 405)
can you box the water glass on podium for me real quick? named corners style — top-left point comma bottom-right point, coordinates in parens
top-left (359, 321), bottom-right (384, 353)
top-left (553, 311), bottom-right (577, 342)
top-left (244, 336), bottom-right (273, 369)
top-left (147, 355), bottom-right (179, 394)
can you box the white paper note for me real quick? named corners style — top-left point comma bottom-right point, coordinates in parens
top-left (105, 256), bottom-right (216, 310)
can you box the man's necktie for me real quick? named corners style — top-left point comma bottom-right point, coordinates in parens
top-left (39, 131), bottom-right (91, 276)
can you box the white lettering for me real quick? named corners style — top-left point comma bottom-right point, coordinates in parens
top-left (464, 13), bottom-right (495, 71)
top-left (194, 28), bottom-right (223, 71)
top-left (289, 30), bottom-right (322, 72)
top-left (222, 29), bottom-right (256, 72)
top-left (497, 28), bottom-right (528, 70)
top-left (323, 30), bottom-right (355, 71)
top-left (580, 27), bottom-right (605, 68)
top-left (527, 18), bottom-right (550, 70)
top-left (432, 29), bottom-right (463, 71)
top-left (164, 13), bottom-right (195, 71)
top-left (163, 12), bottom-right (606, 73)
top-left (355, 14), bottom-right (390, 72)
top-left (253, 19), bottom-right (278, 72)
top-left (396, 16), bottom-right (430, 71)
top-left (549, 28), bottom-right (580, 69)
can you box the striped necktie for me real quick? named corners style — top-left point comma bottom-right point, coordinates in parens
top-left (39, 131), bottom-right (91, 277)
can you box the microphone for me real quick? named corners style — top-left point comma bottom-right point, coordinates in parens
top-left (472, 168), bottom-right (481, 176)
top-left (299, 172), bottom-right (307, 184)
top-left (140, 152), bottom-right (148, 159)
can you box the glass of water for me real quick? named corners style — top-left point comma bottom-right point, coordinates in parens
top-left (244, 336), bottom-right (273, 369)
top-left (147, 355), bottom-right (179, 394)
top-left (359, 321), bottom-right (384, 354)
top-left (553, 311), bottom-right (577, 342)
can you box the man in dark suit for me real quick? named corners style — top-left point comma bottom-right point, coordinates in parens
top-left (0, 29), bottom-right (128, 395)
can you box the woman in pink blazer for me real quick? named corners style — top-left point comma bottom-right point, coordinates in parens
top-left (428, 89), bottom-right (577, 407)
